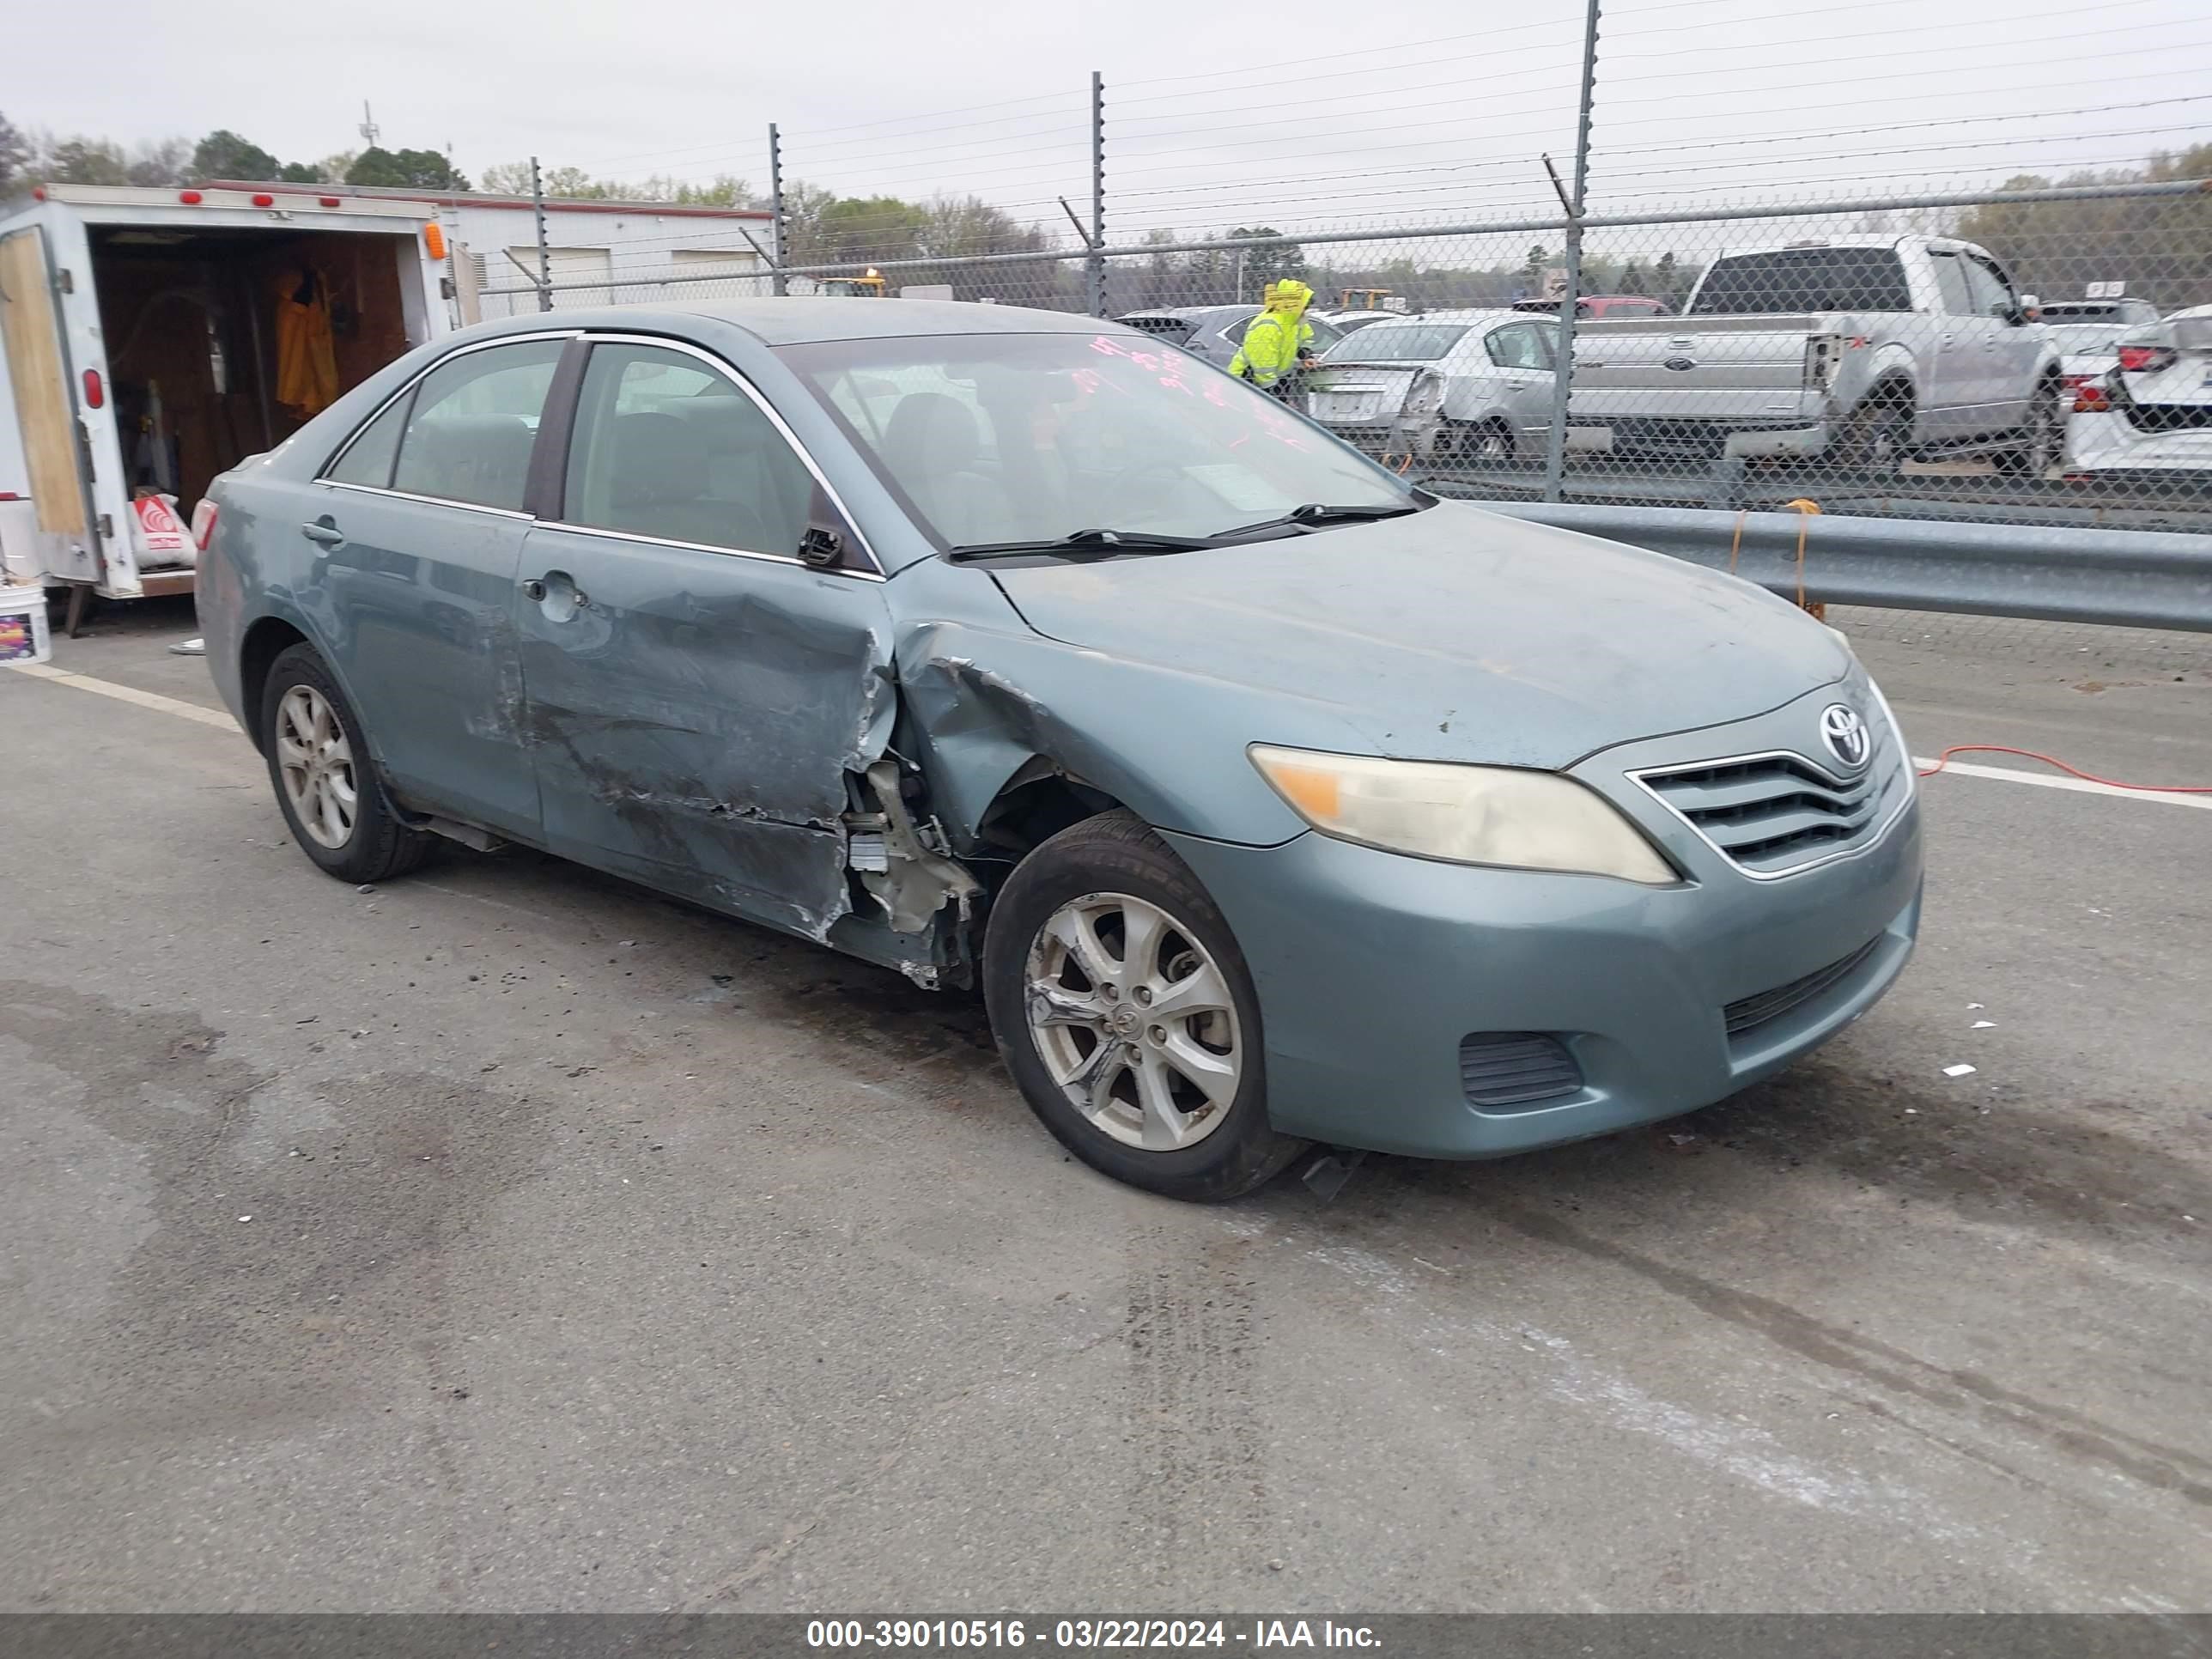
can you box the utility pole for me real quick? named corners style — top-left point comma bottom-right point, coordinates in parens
top-left (768, 124), bottom-right (789, 297)
top-left (1088, 73), bottom-right (1107, 318)
top-left (1540, 0), bottom-right (1601, 503)
top-left (530, 156), bottom-right (553, 312)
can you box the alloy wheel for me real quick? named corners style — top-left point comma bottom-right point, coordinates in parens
top-left (1023, 891), bottom-right (1243, 1152)
top-left (275, 685), bottom-right (358, 850)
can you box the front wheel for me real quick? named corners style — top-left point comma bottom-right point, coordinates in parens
top-left (982, 811), bottom-right (1305, 1200)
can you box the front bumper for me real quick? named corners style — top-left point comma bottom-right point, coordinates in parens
top-left (1163, 690), bottom-right (1923, 1159)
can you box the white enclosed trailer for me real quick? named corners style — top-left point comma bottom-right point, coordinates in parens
top-left (0, 184), bottom-right (447, 625)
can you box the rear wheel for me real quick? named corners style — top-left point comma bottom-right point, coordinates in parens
top-left (1442, 418), bottom-right (1516, 464)
top-left (259, 644), bottom-right (436, 884)
top-left (982, 811), bottom-right (1304, 1200)
top-left (1835, 395), bottom-right (1911, 476)
top-left (1991, 380), bottom-right (2063, 477)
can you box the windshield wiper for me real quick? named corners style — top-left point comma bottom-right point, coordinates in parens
top-left (1215, 501), bottom-right (1428, 538)
top-left (945, 526), bottom-right (1221, 562)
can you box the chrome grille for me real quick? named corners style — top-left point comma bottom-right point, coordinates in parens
top-left (1633, 709), bottom-right (1908, 877)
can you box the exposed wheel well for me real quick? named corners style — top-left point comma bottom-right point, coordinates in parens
top-left (973, 763), bottom-right (1130, 866)
top-left (238, 617), bottom-right (309, 752)
top-left (1866, 374), bottom-right (1915, 411)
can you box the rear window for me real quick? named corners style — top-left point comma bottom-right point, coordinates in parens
top-left (1689, 248), bottom-right (1912, 315)
top-left (1120, 316), bottom-right (1194, 341)
top-left (1321, 324), bottom-right (1468, 362)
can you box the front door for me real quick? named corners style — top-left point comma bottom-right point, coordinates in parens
top-left (514, 337), bottom-right (894, 942)
top-left (313, 334), bottom-right (564, 839)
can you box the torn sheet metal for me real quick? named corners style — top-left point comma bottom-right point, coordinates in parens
top-left (513, 527), bottom-right (898, 940)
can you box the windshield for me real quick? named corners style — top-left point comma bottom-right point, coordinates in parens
top-left (1320, 325), bottom-right (1468, 363)
top-left (781, 331), bottom-right (1415, 550)
top-left (1690, 248), bottom-right (1911, 314)
top-left (2046, 323), bottom-right (2124, 356)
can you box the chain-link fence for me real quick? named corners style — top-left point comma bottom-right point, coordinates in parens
top-left (474, 5), bottom-right (2212, 539)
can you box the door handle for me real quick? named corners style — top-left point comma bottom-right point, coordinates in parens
top-left (301, 520), bottom-right (344, 547)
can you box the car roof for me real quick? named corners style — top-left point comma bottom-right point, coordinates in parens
top-left (1346, 308), bottom-right (1528, 327)
top-left (1115, 305), bottom-right (1245, 323)
top-left (2167, 303), bottom-right (2212, 322)
top-left (657, 298), bottom-right (1121, 344)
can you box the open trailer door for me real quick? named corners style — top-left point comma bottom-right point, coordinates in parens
top-left (0, 220), bottom-right (104, 591)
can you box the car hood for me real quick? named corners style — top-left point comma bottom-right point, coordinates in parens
top-left (987, 501), bottom-right (1850, 769)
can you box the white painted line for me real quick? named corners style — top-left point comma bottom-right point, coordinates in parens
top-left (1914, 755), bottom-right (2212, 811)
top-left (4, 661), bottom-right (240, 732)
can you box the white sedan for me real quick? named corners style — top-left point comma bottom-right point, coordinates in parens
top-left (1302, 310), bottom-right (1560, 462)
top-left (2065, 305), bottom-right (2212, 477)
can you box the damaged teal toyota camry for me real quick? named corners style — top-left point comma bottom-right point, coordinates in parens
top-left (198, 301), bottom-right (1920, 1200)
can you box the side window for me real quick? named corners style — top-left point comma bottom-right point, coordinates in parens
top-left (1220, 318), bottom-right (1250, 346)
top-left (1964, 258), bottom-right (2014, 319)
top-left (562, 342), bottom-right (813, 558)
top-left (389, 339), bottom-right (563, 511)
top-left (1305, 317), bottom-right (1342, 351)
top-left (325, 393), bottom-right (410, 488)
top-left (1486, 324), bottom-right (1548, 369)
top-left (1929, 252), bottom-right (1975, 316)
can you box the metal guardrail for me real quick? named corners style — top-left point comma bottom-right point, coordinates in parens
top-left (1467, 501), bottom-right (2212, 633)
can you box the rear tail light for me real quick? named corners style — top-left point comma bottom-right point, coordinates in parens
top-left (2073, 381), bottom-right (2111, 413)
top-left (2117, 344), bottom-right (2177, 373)
top-left (1805, 333), bottom-right (1844, 390)
top-left (82, 369), bottom-right (104, 409)
top-left (191, 500), bottom-right (219, 552)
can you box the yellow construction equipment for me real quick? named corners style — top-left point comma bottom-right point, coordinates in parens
top-left (1337, 287), bottom-right (1394, 311)
top-left (820, 267), bottom-right (889, 298)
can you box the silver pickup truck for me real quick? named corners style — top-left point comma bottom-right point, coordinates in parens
top-left (1567, 234), bottom-right (2066, 474)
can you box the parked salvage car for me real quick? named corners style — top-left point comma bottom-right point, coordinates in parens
top-left (1512, 295), bottom-right (1672, 319)
top-left (2042, 298), bottom-right (2166, 406)
top-left (1304, 309), bottom-right (1561, 459)
top-left (198, 301), bottom-right (1923, 1200)
top-left (2065, 305), bottom-right (2212, 477)
top-left (1115, 303), bottom-right (1345, 369)
top-left (1567, 236), bottom-right (2064, 474)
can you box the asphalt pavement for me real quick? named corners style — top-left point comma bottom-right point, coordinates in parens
top-left (3, 594), bottom-right (2209, 1614)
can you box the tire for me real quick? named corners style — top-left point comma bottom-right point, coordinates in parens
top-left (258, 643), bottom-right (436, 884)
top-left (1991, 381), bottom-right (2062, 477)
top-left (982, 811), bottom-right (1305, 1201)
top-left (1835, 395), bottom-right (1911, 476)
top-left (1441, 419), bottom-right (1515, 465)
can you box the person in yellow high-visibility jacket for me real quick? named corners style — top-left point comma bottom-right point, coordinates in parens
top-left (1227, 278), bottom-right (1316, 398)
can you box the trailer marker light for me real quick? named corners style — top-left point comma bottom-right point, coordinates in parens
top-left (422, 223), bottom-right (447, 261)
top-left (319, 196), bottom-right (342, 208)
top-left (252, 192), bottom-right (275, 208)
top-left (82, 370), bottom-right (105, 410)
top-left (179, 189), bottom-right (203, 204)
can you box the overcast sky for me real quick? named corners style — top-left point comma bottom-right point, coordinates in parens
top-left (9, 0), bottom-right (2208, 249)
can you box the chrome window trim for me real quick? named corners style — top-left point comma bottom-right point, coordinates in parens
top-left (1627, 744), bottom-right (1914, 883)
top-left (318, 329), bottom-right (580, 487)
top-left (531, 517), bottom-right (885, 582)
top-left (571, 332), bottom-right (884, 576)
top-left (313, 478), bottom-right (535, 520)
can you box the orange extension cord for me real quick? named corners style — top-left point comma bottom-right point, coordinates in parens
top-left (1917, 744), bottom-right (2212, 792)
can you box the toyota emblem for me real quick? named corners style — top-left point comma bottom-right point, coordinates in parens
top-left (1819, 703), bottom-right (1872, 770)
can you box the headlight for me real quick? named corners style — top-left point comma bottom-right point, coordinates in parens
top-left (1249, 744), bottom-right (1678, 884)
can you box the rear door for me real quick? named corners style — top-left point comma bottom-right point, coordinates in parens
top-left (513, 335), bottom-right (894, 942)
top-left (1923, 249), bottom-right (1985, 435)
top-left (311, 332), bottom-right (564, 839)
top-left (0, 222), bottom-right (101, 584)
top-left (1479, 320), bottom-right (1558, 439)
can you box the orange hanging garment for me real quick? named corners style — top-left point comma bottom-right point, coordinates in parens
top-left (275, 270), bottom-right (339, 419)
